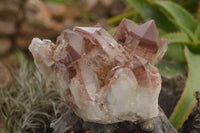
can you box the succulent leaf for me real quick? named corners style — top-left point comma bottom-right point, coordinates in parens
top-left (156, 60), bottom-right (187, 78)
top-left (195, 24), bottom-right (200, 41)
top-left (156, 1), bottom-right (198, 40)
top-left (169, 47), bottom-right (200, 129)
top-left (164, 44), bottom-right (185, 63)
top-left (162, 32), bottom-right (190, 44)
top-left (162, 32), bottom-right (200, 62)
top-left (126, 0), bottom-right (178, 32)
top-left (108, 11), bottom-right (137, 26)
top-left (196, 4), bottom-right (200, 22)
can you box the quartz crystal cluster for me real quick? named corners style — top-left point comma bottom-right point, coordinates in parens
top-left (29, 18), bottom-right (167, 124)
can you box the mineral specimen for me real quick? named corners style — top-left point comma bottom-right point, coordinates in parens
top-left (29, 18), bottom-right (168, 124)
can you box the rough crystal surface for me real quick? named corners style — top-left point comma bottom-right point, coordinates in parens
top-left (29, 18), bottom-right (168, 124)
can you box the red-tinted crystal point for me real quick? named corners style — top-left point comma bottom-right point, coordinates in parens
top-left (113, 18), bottom-right (138, 43)
top-left (128, 20), bottom-right (160, 63)
top-left (131, 20), bottom-right (159, 43)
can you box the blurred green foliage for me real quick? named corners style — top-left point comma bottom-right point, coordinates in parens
top-left (171, 0), bottom-right (199, 14)
top-left (108, 11), bottom-right (138, 26)
top-left (124, 0), bottom-right (200, 130)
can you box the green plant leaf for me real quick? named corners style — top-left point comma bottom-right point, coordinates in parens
top-left (169, 46), bottom-right (200, 129)
top-left (156, 1), bottom-right (198, 40)
top-left (162, 32), bottom-right (190, 44)
top-left (195, 24), bottom-right (200, 41)
top-left (126, 0), bottom-right (178, 32)
top-left (196, 4), bottom-right (200, 22)
top-left (187, 43), bottom-right (200, 53)
top-left (108, 11), bottom-right (137, 26)
top-left (164, 44), bottom-right (186, 63)
top-left (156, 60), bottom-right (187, 78)
top-left (173, 0), bottom-right (199, 14)
top-left (162, 32), bottom-right (200, 60)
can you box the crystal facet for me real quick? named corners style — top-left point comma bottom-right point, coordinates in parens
top-left (29, 18), bottom-right (168, 124)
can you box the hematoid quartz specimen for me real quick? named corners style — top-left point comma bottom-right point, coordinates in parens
top-left (29, 18), bottom-right (168, 124)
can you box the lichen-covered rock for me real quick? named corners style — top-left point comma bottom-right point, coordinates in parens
top-left (29, 18), bottom-right (168, 124)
